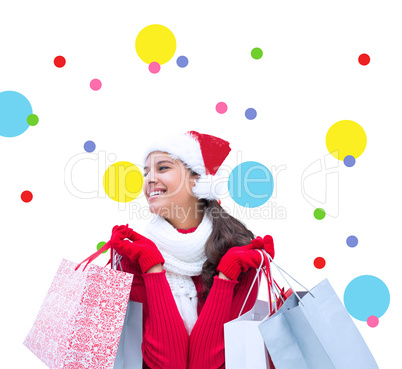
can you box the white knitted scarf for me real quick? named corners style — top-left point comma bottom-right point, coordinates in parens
top-left (142, 213), bottom-right (212, 335)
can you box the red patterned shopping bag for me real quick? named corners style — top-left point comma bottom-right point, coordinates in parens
top-left (23, 253), bottom-right (133, 369)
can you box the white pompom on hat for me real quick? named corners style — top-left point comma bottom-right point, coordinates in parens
top-left (142, 131), bottom-right (231, 200)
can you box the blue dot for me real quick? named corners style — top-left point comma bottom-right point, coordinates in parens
top-left (344, 275), bottom-right (390, 321)
top-left (346, 235), bottom-right (358, 247)
top-left (177, 56), bottom-right (189, 68)
top-left (84, 140), bottom-right (96, 152)
top-left (344, 155), bottom-right (356, 167)
top-left (245, 108), bottom-right (257, 120)
top-left (228, 161), bottom-right (274, 208)
top-left (0, 91), bottom-right (32, 137)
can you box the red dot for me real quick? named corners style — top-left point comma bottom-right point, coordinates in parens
top-left (314, 257), bottom-right (326, 269)
top-left (54, 56), bottom-right (66, 68)
top-left (218, 199), bottom-right (221, 205)
top-left (21, 191), bottom-right (33, 203)
top-left (358, 53), bottom-right (370, 66)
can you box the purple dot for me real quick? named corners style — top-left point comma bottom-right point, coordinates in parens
top-left (347, 235), bottom-right (358, 248)
top-left (84, 140), bottom-right (96, 153)
top-left (245, 108), bottom-right (257, 120)
top-left (177, 56), bottom-right (188, 68)
top-left (149, 62), bottom-right (161, 74)
top-left (344, 155), bottom-right (356, 167)
top-left (90, 79), bottom-right (102, 91)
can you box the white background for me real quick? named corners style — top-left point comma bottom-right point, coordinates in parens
top-left (0, 1), bottom-right (400, 367)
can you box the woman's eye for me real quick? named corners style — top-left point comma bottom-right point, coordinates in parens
top-left (143, 166), bottom-right (169, 177)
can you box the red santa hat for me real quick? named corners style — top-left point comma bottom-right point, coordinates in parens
top-left (142, 131), bottom-right (231, 200)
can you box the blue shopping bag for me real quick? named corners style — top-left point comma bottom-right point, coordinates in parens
top-left (258, 252), bottom-right (379, 369)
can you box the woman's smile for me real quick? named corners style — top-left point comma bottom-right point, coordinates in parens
top-left (142, 151), bottom-right (201, 226)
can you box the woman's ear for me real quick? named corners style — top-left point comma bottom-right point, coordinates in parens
top-left (189, 172), bottom-right (200, 188)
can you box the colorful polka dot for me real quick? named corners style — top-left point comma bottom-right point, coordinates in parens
top-left (326, 120), bottom-right (367, 161)
top-left (344, 155), bottom-right (356, 167)
top-left (367, 316), bottom-right (379, 328)
top-left (347, 235), bottom-right (358, 248)
top-left (344, 275), bottom-right (390, 321)
top-left (135, 24), bottom-right (176, 65)
top-left (216, 102), bottom-right (228, 114)
top-left (245, 108), bottom-right (257, 120)
top-left (228, 161), bottom-right (274, 208)
top-left (84, 140), bottom-right (96, 153)
top-left (251, 48), bottom-right (263, 60)
top-left (177, 56), bottom-right (188, 68)
top-left (314, 257), bottom-right (326, 269)
top-left (27, 114), bottom-right (39, 126)
top-left (97, 241), bottom-right (108, 254)
top-left (0, 91), bottom-right (33, 137)
top-left (54, 56), bottom-right (66, 68)
top-left (103, 161), bottom-right (144, 203)
top-left (148, 62), bottom-right (161, 74)
top-left (90, 79), bottom-right (102, 91)
top-left (21, 191), bottom-right (33, 203)
top-left (358, 53), bottom-right (370, 66)
top-left (314, 208), bottom-right (326, 220)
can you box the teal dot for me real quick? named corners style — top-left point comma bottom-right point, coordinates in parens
top-left (228, 161), bottom-right (274, 208)
top-left (0, 91), bottom-right (32, 137)
top-left (344, 275), bottom-right (390, 321)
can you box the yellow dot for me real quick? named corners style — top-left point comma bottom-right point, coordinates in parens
top-left (135, 24), bottom-right (176, 65)
top-left (103, 161), bottom-right (144, 203)
top-left (326, 120), bottom-right (367, 160)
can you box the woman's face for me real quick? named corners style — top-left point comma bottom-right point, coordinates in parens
top-left (143, 151), bottom-right (200, 218)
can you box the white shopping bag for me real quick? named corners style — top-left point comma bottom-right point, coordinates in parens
top-left (224, 250), bottom-right (274, 369)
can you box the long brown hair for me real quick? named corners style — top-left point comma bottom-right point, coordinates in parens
top-left (198, 199), bottom-right (255, 303)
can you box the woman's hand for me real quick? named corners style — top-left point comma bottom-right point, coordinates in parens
top-left (216, 235), bottom-right (274, 281)
top-left (110, 224), bottom-right (165, 274)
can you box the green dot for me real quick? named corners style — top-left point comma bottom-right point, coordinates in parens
top-left (314, 208), bottom-right (326, 220)
top-left (97, 241), bottom-right (108, 253)
top-left (27, 114), bottom-right (39, 126)
top-left (251, 47), bottom-right (263, 60)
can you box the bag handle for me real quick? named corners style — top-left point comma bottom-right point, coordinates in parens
top-left (261, 250), bottom-right (315, 306)
top-left (237, 249), bottom-right (281, 317)
top-left (112, 249), bottom-right (124, 271)
top-left (75, 240), bottom-right (125, 272)
top-left (265, 250), bottom-right (286, 314)
top-left (75, 241), bottom-right (112, 271)
top-left (237, 249), bottom-right (267, 317)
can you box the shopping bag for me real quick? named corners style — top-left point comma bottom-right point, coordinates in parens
top-left (113, 300), bottom-right (143, 369)
top-left (258, 252), bottom-right (379, 369)
top-left (24, 242), bottom-right (135, 369)
top-left (224, 250), bottom-right (278, 369)
top-left (112, 252), bottom-right (143, 369)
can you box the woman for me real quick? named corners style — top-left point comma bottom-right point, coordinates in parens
top-left (110, 131), bottom-right (274, 369)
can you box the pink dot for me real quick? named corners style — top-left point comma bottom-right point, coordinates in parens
top-left (90, 79), bottom-right (102, 91)
top-left (367, 315), bottom-right (379, 328)
top-left (149, 62), bottom-right (161, 74)
top-left (216, 102), bottom-right (228, 114)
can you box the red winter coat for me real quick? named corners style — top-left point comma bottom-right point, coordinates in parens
top-left (119, 228), bottom-right (262, 369)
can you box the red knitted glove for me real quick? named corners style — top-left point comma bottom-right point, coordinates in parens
top-left (110, 224), bottom-right (165, 274)
top-left (216, 235), bottom-right (274, 281)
